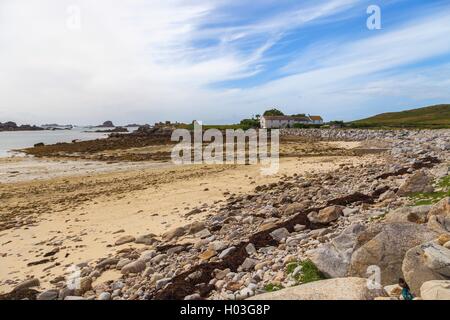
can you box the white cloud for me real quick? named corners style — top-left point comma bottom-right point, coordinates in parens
top-left (0, 0), bottom-right (449, 124)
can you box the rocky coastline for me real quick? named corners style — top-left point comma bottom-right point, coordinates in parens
top-left (1, 128), bottom-right (450, 301)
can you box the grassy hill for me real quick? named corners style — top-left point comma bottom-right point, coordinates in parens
top-left (351, 104), bottom-right (450, 128)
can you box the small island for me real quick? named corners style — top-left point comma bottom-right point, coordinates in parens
top-left (0, 121), bottom-right (44, 132)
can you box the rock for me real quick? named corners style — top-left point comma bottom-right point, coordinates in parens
top-left (349, 223), bottom-right (439, 285)
top-left (308, 206), bottom-right (343, 224)
top-left (384, 284), bottom-right (402, 297)
top-left (438, 234), bottom-right (450, 246)
top-left (423, 242), bottom-right (450, 277)
top-left (428, 197), bottom-right (450, 219)
top-left (402, 244), bottom-right (446, 296)
top-left (114, 235), bottom-right (136, 246)
top-left (245, 243), bottom-right (257, 255)
top-left (427, 215), bottom-right (450, 233)
top-left (135, 234), bottom-right (156, 245)
top-left (385, 205), bottom-right (431, 224)
top-left (77, 277), bottom-right (92, 294)
top-left (195, 229), bottom-right (211, 239)
top-left (293, 224), bottom-right (306, 232)
top-left (397, 171), bottom-right (433, 196)
top-left (64, 296), bottom-right (87, 300)
top-left (156, 278), bottom-right (172, 290)
top-left (240, 258), bottom-right (258, 271)
top-left (248, 278), bottom-right (386, 300)
top-left (187, 222), bottom-right (205, 234)
top-left (13, 278), bottom-right (40, 292)
top-left (150, 254), bottom-right (167, 264)
top-left (420, 280), bottom-right (450, 300)
top-left (445, 241), bottom-right (450, 249)
top-left (162, 227), bottom-right (186, 241)
top-left (116, 258), bottom-right (131, 269)
top-left (199, 249), bottom-right (217, 261)
top-left (37, 289), bottom-right (59, 300)
top-left (208, 241), bottom-right (228, 252)
top-left (269, 228), bottom-right (290, 242)
top-left (96, 257), bottom-right (119, 269)
top-left (218, 247), bottom-right (236, 259)
top-left (342, 208), bottom-right (358, 217)
top-left (184, 293), bottom-right (201, 300)
top-left (138, 250), bottom-right (157, 263)
top-left (121, 261), bottom-right (146, 274)
top-left (98, 292), bottom-right (111, 300)
top-left (283, 203), bottom-right (305, 216)
top-left (310, 223), bottom-right (366, 278)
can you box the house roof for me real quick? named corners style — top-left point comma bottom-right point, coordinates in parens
top-left (262, 115), bottom-right (310, 121)
top-left (309, 115), bottom-right (323, 121)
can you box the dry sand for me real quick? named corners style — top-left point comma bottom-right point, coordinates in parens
top-left (0, 141), bottom-right (369, 292)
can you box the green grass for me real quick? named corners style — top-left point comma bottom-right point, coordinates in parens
top-left (286, 260), bottom-right (325, 284)
top-left (264, 283), bottom-right (284, 292)
top-left (351, 104), bottom-right (450, 128)
top-left (410, 174), bottom-right (450, 205)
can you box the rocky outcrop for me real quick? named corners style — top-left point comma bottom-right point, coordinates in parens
top-left (309, 223), bottom-right (365, 278)
top-left (248, 278), bottom-right (386, 300)
top-left (349, 223), bottom-right (439, 285)
top-left (0, 121), bottom-right (44, 132)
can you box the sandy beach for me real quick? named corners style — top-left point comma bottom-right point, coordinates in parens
top-left (0, 140), bottom-right (365, 292)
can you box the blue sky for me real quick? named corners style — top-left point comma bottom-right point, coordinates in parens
top-left (1, 0), bottom-right (450, 124)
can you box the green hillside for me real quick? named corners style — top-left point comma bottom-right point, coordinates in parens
top-left (351, 104), bottom-right (450, 128)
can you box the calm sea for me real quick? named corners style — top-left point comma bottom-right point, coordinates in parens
top-left (0, 127), bottom-right (137, 157)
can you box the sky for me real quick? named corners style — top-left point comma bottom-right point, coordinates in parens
top-left (1, 0), bottom-right (450, 125)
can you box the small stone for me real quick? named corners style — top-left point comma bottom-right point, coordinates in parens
top-left (98, 292), bottom-right (111, 300)
top-left (438, 234), bottom-right (450, 246)
top-left (156, 278), bottom-right (172, 290)
top-left (294, 224), bottom-right (306, 232)
top-left (184, 293), bottom-right (201, 300)
top-left (13, 278), bottom-right (40, 292)
top-left (37, 289), bottom-right (59, 300)
top-left (240, 258), bottom-right (258, 271)
top-left (270, 228), bottom-right (290, 242)
top-left (121, 260), bottom-right (146, 274)
top-left (195, 229), bottom-right (212, 239)
top-left (219, 247), bottom-right (236, 259)
top-left (199, 249), bottom-right (217, 261)
top-left (308, 206), bottom-right (343, 224)
top-left (245, 243), bottom-right (257, 255)
top-left (115, 235), bottom-right (136, 246)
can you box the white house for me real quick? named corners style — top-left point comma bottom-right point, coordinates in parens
top-left (260, 115), bottom-right (323, 129)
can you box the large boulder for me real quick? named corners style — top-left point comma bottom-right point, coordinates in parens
top-left (248, 278), bottom-right (386, 300)
top-left (308, 206), bottom-right (343, 224)
top-left (422, 242), bottom-right (450, 277)
top-left (385, 205), bottom-right (431, 224)
top-left (397, 171), bottom-right (433, 197)
top-left (420, 280), bottom-right (450, 300)
top-left (348, 223), bottom-right (439, 285)
top-left (402, 243), bottom-right (447, 295)
top-left (309, 223), bottom-right (366, 278)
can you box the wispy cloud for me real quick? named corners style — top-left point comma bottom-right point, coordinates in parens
top-left (0, 0), bottom-right (449, 124)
